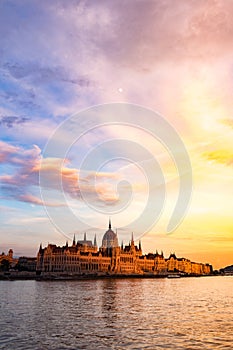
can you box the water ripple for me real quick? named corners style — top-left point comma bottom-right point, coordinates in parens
top-left (0, 277), bottom-right (233, 349)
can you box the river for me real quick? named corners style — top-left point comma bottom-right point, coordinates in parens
top-left (0, 276), bottom-right (232, 349)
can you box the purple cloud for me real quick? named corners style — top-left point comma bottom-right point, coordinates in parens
top-left (0, 116), bottom-right (29, 128)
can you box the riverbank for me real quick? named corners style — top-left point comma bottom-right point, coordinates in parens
top-left (0, 271), bottom-right (216, 281)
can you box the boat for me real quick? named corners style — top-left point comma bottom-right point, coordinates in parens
top-left (167, 274), bottom-right (181, 278)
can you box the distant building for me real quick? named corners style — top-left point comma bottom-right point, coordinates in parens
top-left (0, 249), bottom-right (18, 270)
top-left (16, 257), bottom-right (37, 271)
top-left (36, 220), bottom-right (213, 276)
top-left (166, 254), bottom-right (212, 275)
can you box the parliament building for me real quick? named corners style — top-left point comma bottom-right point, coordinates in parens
top-left (36, 220), bottom-right (212, 276)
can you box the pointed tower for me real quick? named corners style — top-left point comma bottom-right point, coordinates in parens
top-left (39, 243), bottom-right (43, 252)
top-left (94, 234), bottom-right (97, 247)
top-left (84, 232), bottom-right (87, 242)
top-left (131, 232), bottom-right (134, 246)
top-left (121, 240), bottom-right (124, 250)
top-left (72, 234), bottom-right (76, 246)
top-left (109, 218), bottom-right (112, 229)
top-left (139, 240), bottom-right (142, 251)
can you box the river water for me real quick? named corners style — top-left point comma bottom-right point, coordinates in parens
top-left (0, 276), bottom-right (232, 349)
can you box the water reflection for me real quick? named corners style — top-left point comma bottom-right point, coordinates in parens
top-left (101, 279), bottom-right (118, 322)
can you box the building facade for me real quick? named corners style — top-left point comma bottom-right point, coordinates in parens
top-left (36, 221), bottom-right (212, 276)
top-left (0, 249), bottom-right (18, 270)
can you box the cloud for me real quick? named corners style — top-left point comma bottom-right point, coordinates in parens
top-left (19, 217), bottom-right (48, 224)
top-left (0, 116), bottom-right (29, 128)
top-left (0, 141), bottom-right (43, 205)
top-left (0, 141), bottom-right (20, 163)
top-left (1, 0), bottom-right (232, 143)
top-left (0, 140), bottom-right (123, 207)
top-left (40, 158), bottom-right (123, 206)
top-left (39, 157), bottom-right (79, 197)
top-left (3, 61), bottom-right (92, 87)
top-left (203, 149), bottom-right (233, 166)
top-left (0, 205), bottom-right (18, 212)
top-left (18, 193), bottom-right (65, 207)
top-left (58, 0), bottom-right (233, 69)
top-left (0, 141), bottom-right (41, 167)
top-left (220, 119), bottom-right (233, 129)
top-left (0, 117), bottom-right (60, 145)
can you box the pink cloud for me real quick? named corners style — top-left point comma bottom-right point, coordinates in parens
top-left (18, 193), bottom-right (65, 207)
top-left (0, 141), bottom-right (122, 207)
top-left (0, 141), bottom-right (20, 163)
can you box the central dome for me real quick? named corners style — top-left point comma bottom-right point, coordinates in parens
top-left (102, 219), bottom-right (119, 248)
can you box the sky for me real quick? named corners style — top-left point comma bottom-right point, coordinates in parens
top-left (0, 0), bottom-right (233, 269)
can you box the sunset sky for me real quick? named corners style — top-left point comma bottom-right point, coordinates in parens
top-left (0, 0), bottom-right (233, 269)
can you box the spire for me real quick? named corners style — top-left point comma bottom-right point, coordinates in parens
top-left (39, 243), bottom-right (42, 252)
top-left (94, 234), bottom-right (97, 247)
top-left (131, 232), bottom-right (134, 245)
top-left (121, 240), bottom-right (124, 249)
top-left (84, 232), bottom-right (87, 242)
top-left (73, 234), bottom-right (76, 246)
top-left (139, 240), bottom-right (142, 251)
top-left (66, 240), bottom-right (68, 247)
top-left (161, 250), bottom-right (164, 258)
top-left (109, 218), bottom-right (112, 229)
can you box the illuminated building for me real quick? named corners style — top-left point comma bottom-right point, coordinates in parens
top-left (36, 220), bottom-right (212, 276)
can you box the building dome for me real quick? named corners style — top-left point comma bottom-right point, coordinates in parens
top-left (102, 219), bottom-right (119, 248)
